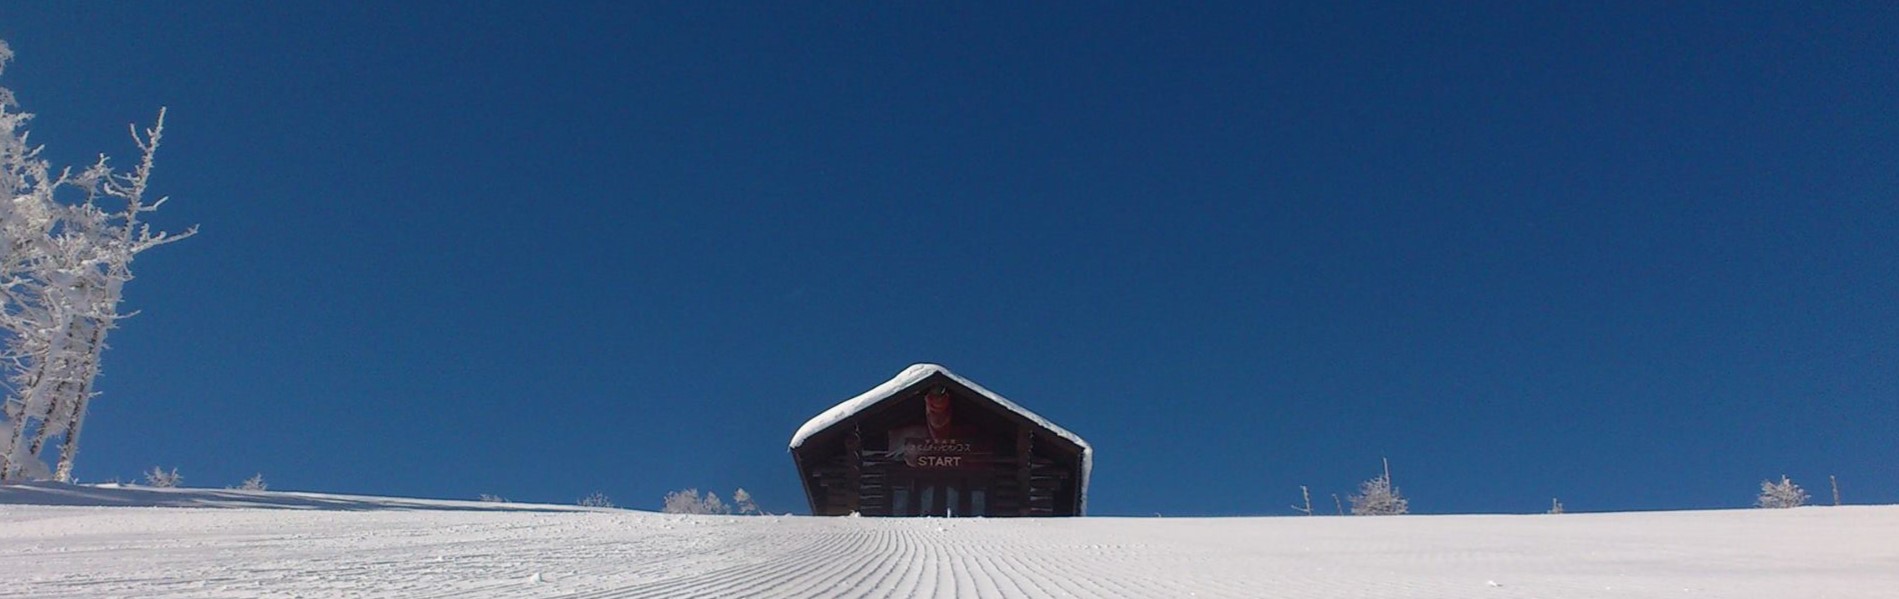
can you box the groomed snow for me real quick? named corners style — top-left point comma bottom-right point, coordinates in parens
top-left (4, 483), bottom-right (1897, 598)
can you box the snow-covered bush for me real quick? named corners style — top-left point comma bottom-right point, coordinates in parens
top-left (733, 488), bottom-right (760, 515)
top-left (577, 491), bottom-right (614, 508)
top-left (142, 466), bottom-right (181, 488)
top-left (1349, 458), bottom-right (1409, 516)
top-left (1757, 475), bottom-right (1808, 509)
top-left (662, 488), bottom-right (731, 514)
top-left (236, 473), bottom-right (267, 491)
top-left (478, 493), bottom-right (509, 503)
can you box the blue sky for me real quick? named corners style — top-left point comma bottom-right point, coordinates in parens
top-left (0, 2), bottom-right (1893, 515)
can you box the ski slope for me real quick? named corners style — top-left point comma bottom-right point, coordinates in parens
top-left (2, 483), bottom-right (1895, 598)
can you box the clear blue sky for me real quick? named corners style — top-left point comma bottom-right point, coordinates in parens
top-left (0, 2), bottom-right (1892, 515)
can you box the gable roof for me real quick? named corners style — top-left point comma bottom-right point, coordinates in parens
top-left (788, 363), bottom-right (1092, 453)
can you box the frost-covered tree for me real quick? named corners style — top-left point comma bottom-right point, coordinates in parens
top-left (0, 40), bottom-right (194, 482)
top-left (236, 473), bottom-right (267, 491)
top-left (1349, 458), bottom-right (1409, 516)
top-left (578, 491), bottom-right (614, 508)
top-left (733, 487), bottom-right (760, 515)
top-left (662, 488), bottom-right (731, 515)
top-left (1757, 475), bottom-right (1808, 509)
top-left (662, 488), bottom-right (699, 513)
top-left (142, 466), bottom-right (181, 488)
top-left (0, 39), bottom-right (62, 482)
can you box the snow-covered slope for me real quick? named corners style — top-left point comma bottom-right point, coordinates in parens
top-left (3, 484), bottom-right (1895, 598)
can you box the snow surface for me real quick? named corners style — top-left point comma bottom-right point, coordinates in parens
top-left (5, 483), bottom-right (1898, 598)
top-left (789, 364), bottom-right (1094, 511)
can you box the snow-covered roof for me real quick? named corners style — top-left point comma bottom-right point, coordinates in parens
top-left (789, 363), bottom-right (1094, 513)
top-left (789, 363), bottom-right (1091, 452)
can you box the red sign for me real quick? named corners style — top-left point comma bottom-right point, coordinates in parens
top-left (891, 386), bottom-right (991, 468)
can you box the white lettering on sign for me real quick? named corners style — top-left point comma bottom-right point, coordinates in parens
top-left (915, 455), bottom-right (964, 467)
top-left (908, 439), bottom-right (973, 454)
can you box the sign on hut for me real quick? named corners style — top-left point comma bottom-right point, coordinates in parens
top-left (789, 364), bottom-right (1092, 517)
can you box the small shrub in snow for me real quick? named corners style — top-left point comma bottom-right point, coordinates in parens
top-left (702, 491), bottom-right (728, 515)
top-left (142, 467), bottom-right (182, 488)
top-left (236, 473), bottom-right (267, 491)
top-left (478, 493), bottom-right (509, 503)
top-left (577, 491), bottom-right (614, 508)
top-left (663, 488), bottom-right (731, 514)
top-left (1757, 475), bottom-right (1808, 509)
top-left (733, 487), bottom-right (761, 515)
top-left (1349, 458), bottom-right (1409, 516)
top-left (1291, 485), bottom-right (1314, 515)
top-left (1548, 498), bottom-right (1564, 515)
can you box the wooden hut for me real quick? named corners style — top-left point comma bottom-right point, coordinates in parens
top-left (789, 364), bottom-right (1091, 517)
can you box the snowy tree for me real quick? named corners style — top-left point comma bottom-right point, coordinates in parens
top-left (0, 40), bottom-right (194, 482)
top-left (662, 488), bottom-right (700, 513)
top-left (577, 491), bottom-right (615, 508)
top-left (0, 39), bottom-right (62, 482)
top-left (1757, 475), bottom-right (1808, 509)
top-left (1349, 458), bottom-right (1409, 516)
top-left (142, 466), bottom-right (181, 488)
top-left (663, 488), bottom-right (732, 515)
top-left (733, 487), bottom-right (760, 515)
top-left (236, 473), bottom-right (267, 491)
